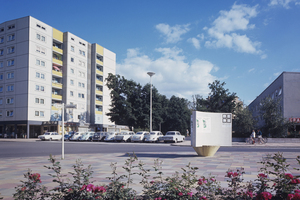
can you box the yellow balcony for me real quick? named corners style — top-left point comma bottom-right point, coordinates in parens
top-left (52, 94), bottom-right (62, 100)
top-left (96, 70), bottom-right (103, 76)
top-left (96, 80), bottom-right (103, 85)
top-left (51, 106), bottom-right (59, 111)
top-left (96, 59), bottom-right (103, 66)
top-left (96, 90), bottom-right (103, 95)
top-left (53, 46), bottom-right (63, 54)
top-left (53, 58), bottom-right (63, 66)
top-left (96, 44), bottom-right (104, 55)
top-left (95, 100), bottom-right (103, 105)
top-left (95, 110), bottom-right (103, 115)
top-left (52, 70), bottom-right (62, 77)
top-left (53, 28), bottom-right (63, 42)
top-left (52, 82), bottom-right (63, 89)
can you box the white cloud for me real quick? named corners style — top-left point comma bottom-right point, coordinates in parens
top-left (273, 72), bottom-right (281, 77)
top-left (116, 48), bottom-right (219, 99)
top-left (269, 0), bottom-right (296, 8)
top-left (188, 37), bottom-right (201, 49)
top-left (248, 68), bottom-right (255, 73)
top-left (156, 23), bottom-right (190, 44)
top-left (204, 3), bottom-right (265, 57)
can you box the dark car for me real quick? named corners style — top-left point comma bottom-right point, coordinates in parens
top-left (92, 132), bottom-right (107, 142)
top-left (64, 131), bottom-right (75, 141)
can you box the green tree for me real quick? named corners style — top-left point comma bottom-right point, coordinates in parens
top-left (232, 104), bottom-right (256, 137)
top-left (259, 97), bottom-right (290, 137)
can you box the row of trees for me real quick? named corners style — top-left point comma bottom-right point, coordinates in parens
top-left (106, 74), bottom-right (290, 137)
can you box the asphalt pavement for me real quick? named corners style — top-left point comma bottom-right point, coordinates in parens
top-left (0, 138), bottom-right (299, 200)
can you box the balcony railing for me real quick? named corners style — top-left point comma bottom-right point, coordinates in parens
top-left (53, 58), bottom-right (63, 66)
top-left (52, 70), bottom-right (62, 77)
top-left (95, 100), bottom-right (103, 105)
top-left (53, 46), bottom-right (63, 54)
top-left (51, 106), bottom-right (59, 111)
top-left (52, 94), bottom-right (62, 100)
top-left (96, 70), bottom-right (103, 76)
top-left (96, 80), bottom-right (103, 85)
top-left (95, 110), bottom-right (103, 115)
top-left (52, 82), bottom-right (63, 89)
top-left (96, 59), bottom-right (103, 66)
top-left (96, 90), bottom-right (103, 95)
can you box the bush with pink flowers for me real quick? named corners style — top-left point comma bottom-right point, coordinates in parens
top-left (8, 152), bottom-right (300, 199)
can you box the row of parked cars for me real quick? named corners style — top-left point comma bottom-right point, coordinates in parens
top-left (38, 131), bottom-right (186, 143)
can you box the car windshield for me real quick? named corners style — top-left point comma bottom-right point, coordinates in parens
top-left (44, 133), bottom-right (50, 135)
top-left (166, 132), bottom-right (175, 135)
top-left (136, 132), bottom-right (143, 135)
top-left (144, 133), bottom-right (150, 135)
top-left (75, 133), bottom-right (79, 135)
top-left (150, 132), bottom-right (156, 135)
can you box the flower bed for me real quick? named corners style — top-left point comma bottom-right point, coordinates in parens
top-left (3, 152), bottom-right (299, 200)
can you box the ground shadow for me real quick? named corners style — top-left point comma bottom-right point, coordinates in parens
top-left (118, 152), bottom-right (204, 159)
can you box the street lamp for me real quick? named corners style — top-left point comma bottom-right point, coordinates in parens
top-left (147, 72), bottom-right (155, 132)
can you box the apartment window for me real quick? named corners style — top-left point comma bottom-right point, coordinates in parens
top-left (71, 37), bottom-right (74, 41)
top-left (6, 97), bottom-right (14, 104)
top-left (6, 110), bottom-right (13, 117)
top-left (35, 85), bottom-right (44, 91)
top-left (7, 85), bottom-right (14, 92)
top-left (36, 34), bottom-right (40, 40)
top-left (36, 72), bottom-right (40, 78)
top-left (0, 86), bottom-right (3, 92)
top-left (71, 57), bottom-right (74, 62)
top-left (36, 46), bottom-right (46, 54)
top-left (41, 86), bottom-right (44, 91)
top-left (0, 98), bottom-right (2, 105)
top-left (7, 59), bottom-right (14, 66)
top-left (70, 91), bottom-right (73, 96)
top-left (35, 98), bottom-right (39, 103)
top-left (79, 50), bottom-right (85, 56)
top-left (0, 28), bottom-right (4, 32)
top-left (36, 24), bottom-right (46, 30)
top-left (40, 99), bottom-right (44, 104)
top-left (36, 34), bottom-right (45, 42)
top-left (7, 46), bottom-right (15, 54)
top-left (0, 111), bottom-right (2, 117)
top-left (7, 72), bottom-right (14, 79)
top-left (0, 62), bottom-right (3, 68)
top-left (35, 111), bottom-right (39, 116)
top-left (0, 37), bottom-right (3, 43)
top-left (70, 79), bottom-right (74, 85)
top-left (78, 93), bottom-right (84, 98)
top-left (79, 41), bottom-right (85, 46)
top-left (71, 46), bottom-right (74, 52)
top-left (36, 59), bottom-right (45, 66)
top-left (41, 73), bottom-right (45, 79)
top-left (71, 68), bottom-right (74, 74)
top-left (78, 82), bottom-right (81, 87)
top-left (82, 83), bottom-right (85, 88)
top-left (0, 49), bottom-right (3, 56)
top-left (8, 25), bottom-right (15, 30)
top-left (41, 36), bottom-right (45, 41)
top-left (8, 34), bottom-right (15, 41)
top-left (0, 74), bottom-right (3, 80)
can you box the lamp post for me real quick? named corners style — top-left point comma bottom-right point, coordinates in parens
top-left (147, 72), bottom-right (155, 132)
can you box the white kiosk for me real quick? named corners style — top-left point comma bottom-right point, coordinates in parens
top-left (191, 111), bottom-right (232, 157)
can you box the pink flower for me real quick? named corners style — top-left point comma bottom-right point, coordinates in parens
top-left (286, 173), bottom-right (294, 179)
top-left (294, 193), bottom-right (300, 200)
top-left (256, 192), bottom-right (272, 200)
top-left (295, 189), bottom-right (300, 193)
top-left (21, 187), bottom-right (26, 191)
top-left (258, 173), bottom-right (268, 178)
top-left (226, 172), bottom-right (233, 177)
top-left (94, 186), bottom-right (106, 193)
top-left (81, 185), bottom-right (86, 191)
top-left (187, 192), bottom-right (193, 197)
top-left (29, 173), bottom-right (41, 183)
top-left (287, 194), bottom-right (294, 200)
top-left (150, 180), bottom-right (155, 184)
top-left (178, 192), bottom-right (183, 196)
top-left (200, 196), bottom-right (207, 199)
top-left (68, 188), bottom-right (72, 192)
top-left (246, 191), bottom-right (253, 198)
top-left (210, 178), bottom-right (215, 182)
top-left (233, 172), bottom-right (239, 177)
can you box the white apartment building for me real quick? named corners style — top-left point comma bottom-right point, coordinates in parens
top-left (0, 16), bottom-right (116, 138)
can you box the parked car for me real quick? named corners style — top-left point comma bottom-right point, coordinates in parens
top-left (104, 132), bottom-right (120, 142)
top-left (38, 132), bottom-right (62, 141)
top-left (131, 131), bottom-right (149, 142)
top-left (69, 132), bottom-right (85, 141)
top-left (64, 131), bottom-right (75, 141)
top-left (114, 131), bottom-right (135, 142)
top-left (144, 131), bottom-right (164, 142)
top-left (79, 132), bottom-right (95, 141)
top-left (161, 131), bottom-right (185, 143)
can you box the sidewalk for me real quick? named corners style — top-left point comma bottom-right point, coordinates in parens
top-left (0, 139), bottom-right (300, 199)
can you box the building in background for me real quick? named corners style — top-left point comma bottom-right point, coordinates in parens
top-left (0, 16), bottom-right (116, 138)
top-left (248, 72), bottom-right (300, 131)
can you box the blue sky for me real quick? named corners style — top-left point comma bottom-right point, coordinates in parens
top-left (2, 0), bottom-right (300, 105)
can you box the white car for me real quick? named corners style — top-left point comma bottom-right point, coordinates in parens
top-left (79, 132), bottom-right (95, 141)
top-left (70, 132), bottom-right (85, 141)
top-left (161, 131), bottom-right (185, 143)
top-left (131, 131), bottom-right (149, 142)
top-left (144, 131), bottom-right (164, 142)
top-left (114, 131), bottom-right (135, 142)
top-left (104, 132), bottom-right (120, 142)
top-left (38, 132), bottom-right (62, 141)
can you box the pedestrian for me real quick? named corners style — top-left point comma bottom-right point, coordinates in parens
top-left (186, 129), bottom-right (189, 137)
top-left (250, 130), bottom-right (256, 144)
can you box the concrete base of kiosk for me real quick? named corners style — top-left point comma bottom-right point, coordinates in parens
top-left (193, 146), bottom-right (220, 157)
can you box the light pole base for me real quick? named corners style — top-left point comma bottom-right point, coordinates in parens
top-left (193, 146), bottom-right (220, 157)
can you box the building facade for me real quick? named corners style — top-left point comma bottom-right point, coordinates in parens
top-left (248, 72), bottom-right (300, 131)
top-left (0, 16), bottom-right (116, 138)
